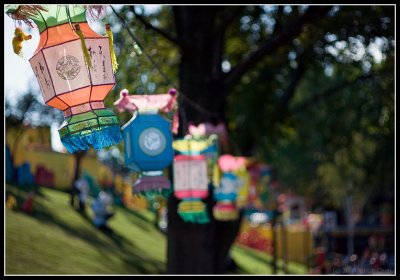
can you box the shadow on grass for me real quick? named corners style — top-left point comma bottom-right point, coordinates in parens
top-left (39, 206), bottom-right (164, 274)
top-left (233, 244), bottom-right (305, 275)
top-left (6, 183), bottom-right (166, 273)
top-left (8, 189), bottom-right (165, 274)
top-left (116, 206), bottom-right (156, 233)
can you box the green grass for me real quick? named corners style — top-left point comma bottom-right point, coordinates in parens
top-left (6, 184), bottom-right (166, 275)
top-left (6, 184), bottom-right (307, 275)
top-left (231, 244), bottom-right (308, 275)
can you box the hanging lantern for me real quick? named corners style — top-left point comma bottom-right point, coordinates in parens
top-left (114, 88), bottom-right (178, 197)
top-left (173, 155), bottom-right (209, 223)
top-left (5, 5), bottom-right (122, 153)
top-left (236, 166), bottom-right (251, 209)
top-left (172, 136), bottom-right (220, 223)
top-left (213, 154), bottom-right (247, 221)
top-left (188, 122), bottom-right (229, 151)
top-left (247, 162), bottom-right (273, 209)
top-left (257, 165), bottom-right (273, 206)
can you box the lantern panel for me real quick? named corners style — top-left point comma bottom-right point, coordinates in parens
top-left (90, 84), bottom-right (115, 101)
top-left (43, 40), bottom-right (91, 96)
top-left (122, 113), bottom-right (173, 172)
top-left (85, 38), bottom-right (115, 86)
top-left (34, 23), bottom-right (101, 55)
top-left (58, 87), bottom-right (91, 106)
top-left (30, 52), bottom-right (55, 103)
top-left (173, 155), bottom-right (208, 199)
top-left (46, 97), bottom-right (69, 110)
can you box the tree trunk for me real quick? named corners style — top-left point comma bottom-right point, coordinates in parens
top-left (167, 7), bottom-right (242, 274)
top-left (70, 150), bottom-right (85, 208)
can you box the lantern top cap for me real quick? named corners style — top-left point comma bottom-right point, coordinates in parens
top-left (121, 89), bottom-right (129, 97)
top-left (168, 88), bottom-right (177, 96)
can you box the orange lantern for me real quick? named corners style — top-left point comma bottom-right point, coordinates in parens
top-left (6, 5), bottom-right (122, 153)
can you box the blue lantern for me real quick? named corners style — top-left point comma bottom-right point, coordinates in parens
top-left (115, 89), bottom-right (178, 197)
top-left (122, 112), bottom-right (173, 172)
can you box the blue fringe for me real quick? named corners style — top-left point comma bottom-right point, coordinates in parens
top-left (60, 125), bottom-right (123, 153)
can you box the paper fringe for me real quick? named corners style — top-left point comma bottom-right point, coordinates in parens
top-left (60, 125), bottom-right (122, 153)
top-left (177, 199), bottom-right (210, 224)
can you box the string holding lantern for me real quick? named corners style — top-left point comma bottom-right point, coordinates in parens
top-left (172, 136), bottom-right (219, 223)
top-left (114, 88), bottom-right (178, 198)
top-left (5, 5), bottom-right (123, 153)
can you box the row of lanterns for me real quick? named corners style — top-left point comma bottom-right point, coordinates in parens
top-left (6, 4), bottom-right (274, 224)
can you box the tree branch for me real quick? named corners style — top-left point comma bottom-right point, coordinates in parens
top-left (223, 6), bottom-right (332, 89)
top-left (130, 6), bottom-right (181, 46)
top-left (278, 62), bottom-right (307, 112)
top-left (290, 74), bottom-right (374, 114)
top-left (216, 6), bottom-right (245, 34)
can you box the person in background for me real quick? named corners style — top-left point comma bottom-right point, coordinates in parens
top-left (92, 191), bottom-right (115, 231)
top-left (75, 176), bottom-right (90, 212)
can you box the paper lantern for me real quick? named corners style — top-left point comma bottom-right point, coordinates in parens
top-left (172, 136), bottom-right (220, 223)
top-left (172, 135), bottom-right (219, 178)
top-left (115, 89), bottom-right (178, 197)
top-left (6, 5), bottom-right (122, 153)
top-left (213, 154), bottom-right (247, 221)
top-left (213, 172), bottom-right (240, 221)
top-left (247, 163), bottom-right (273, 209)
top-left (257, 165), bottom-right (273, 205)
top-left (122, 113), bottom-right (173, 171)
top-left (173, 155), bottom-right (209, 223)
top-left (236, 168), bottom-right (251, 208)
top-left (188, 122), bottom-right (229, 151)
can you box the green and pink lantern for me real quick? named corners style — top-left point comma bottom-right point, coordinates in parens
top-left (5, 5), bottom-right (122, 153)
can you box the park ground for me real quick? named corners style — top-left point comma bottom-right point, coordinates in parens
top-left (5, 184), bottom-right (306, 275)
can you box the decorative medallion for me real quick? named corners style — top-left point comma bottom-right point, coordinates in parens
top-left (56, 55), bottom-right (81, 80)
top-left (139, 127), bottom-right (166, 156)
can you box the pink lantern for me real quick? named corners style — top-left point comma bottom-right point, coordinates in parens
top-left (173, 155), bottom-right (209, 223)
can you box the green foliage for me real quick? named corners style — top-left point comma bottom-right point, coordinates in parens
top-left (106, 5), bottom-right (394, 211)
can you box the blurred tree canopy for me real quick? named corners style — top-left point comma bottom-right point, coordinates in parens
top-left (107, 4), bottom-right (394, 212)
top-left (104, 5), bottom-right (394, 273)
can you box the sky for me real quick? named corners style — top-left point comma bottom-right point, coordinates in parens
top-left (4, 14), bottom-right (38, 98)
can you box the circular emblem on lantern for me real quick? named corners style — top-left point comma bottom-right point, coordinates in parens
top-left (56, 55), bottom-right (81, 80)
top-left (139, 127), bottom-right (166, 156)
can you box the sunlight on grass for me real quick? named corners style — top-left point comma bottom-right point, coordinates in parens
top-left (6, 184), bottom-right (307, 275)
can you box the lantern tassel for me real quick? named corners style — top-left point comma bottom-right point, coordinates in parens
top-left (177, 199), bottom-right (210, 224)
top-left (12, 27), bottom-right (31, 56)
top-left (60, 125), bottom-right (122, 153)
top-left (106, 23), bottom-right (118, 73)
top-left (74, 24), bottom-right (92, 69)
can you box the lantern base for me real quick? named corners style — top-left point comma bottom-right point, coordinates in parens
top-left (213, 204), bottom-right (239, 221)
top-left (132, 173), bottom-right (171, 198)
top-left (60, 125), bottom-right (122, 153)
top-left (136, 189), bottom-right (172, 200)
top-left (177, 199), bottom-right (210, 224)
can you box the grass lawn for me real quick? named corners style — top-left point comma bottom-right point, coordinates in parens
top-left (5, 184), bottom-right (307, 275)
